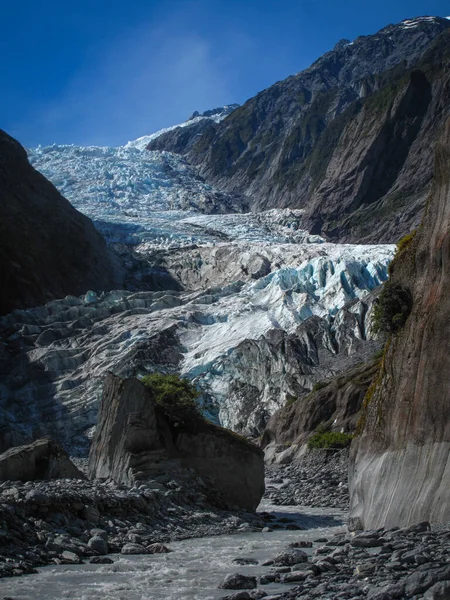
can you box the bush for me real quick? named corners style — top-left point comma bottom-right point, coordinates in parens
top-left (396, 230), bottom-right (417, 253)
top-left (312, 380), bottom-right (328, 392)
top-left (307, 431), bottom-right (353, 449)
top-left (372, 281), bottom-right (412, 334)
top-left (285, 394), bottom-right (297, 407)
top-left (140, 373), bottom-right (202, 425)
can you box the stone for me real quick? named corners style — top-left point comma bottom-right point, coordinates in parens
top-left (146, 543), bottom-right (171, 554)
top-left (121, 543), bottom-right (147, 555)
top-left (87, 536), bottom-right (108, 555)
top-left (218, 573), bottom-right (257, 590)
top-left (273, 548), bottom-right (308, 566)
top-left (88, 373), bottom-right (265, 511)
top-left (424, 581), bottom-right (450, 600)
top-left (61, 551), bottom-right (82, 564)
top-left (90, 556), bottom-right (114, 564)
top-left (0, 439), bottom-right (85, 482)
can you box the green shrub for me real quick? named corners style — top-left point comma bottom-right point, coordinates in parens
top-left (372, 281), bottom-right (412, 334)
top-left (312, 380), bottom-right (328, 392)
top-left (285, 394), bottom-right (297, 407)
top-left (396, 230), bottom-right (417, 254)
top-left (307, 431), bottom-right (353, 449)
top-left (140, 373), bottom-right (202, 425)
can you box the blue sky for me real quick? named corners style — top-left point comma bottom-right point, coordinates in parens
top-left (1, 0), bottom-right (449, 147)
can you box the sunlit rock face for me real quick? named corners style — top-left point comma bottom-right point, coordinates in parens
top-left (149, 18), bottom-right (450, 244)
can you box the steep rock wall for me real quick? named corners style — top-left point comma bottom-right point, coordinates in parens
top-left (349, 117), bottom-right (450, 529)
top-left (0, 130), bottom-right (121, 316)
top-left (261, 359), bottom-right (379, 461)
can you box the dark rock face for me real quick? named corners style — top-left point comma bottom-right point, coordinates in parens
top-left (349, 118), bottom-right (450, 529)
top-left (0, 438), bottom-right (85, 481)
top-left (149, 18), bottom-right (450, 243)
top-left (0, 129), bottom-right (121, 316)
top-left (89, 373), bottom-right (265, 511)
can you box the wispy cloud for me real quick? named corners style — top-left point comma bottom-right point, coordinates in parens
top-left (24, 8), bottom-right (252, 146)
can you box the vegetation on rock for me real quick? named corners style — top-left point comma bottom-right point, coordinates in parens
top-left (140, 373), bottom-right (203, 425)
top-left (307, 431), bottom-right (354, 449)
top-left (371, 281), bottom-right (413, 334)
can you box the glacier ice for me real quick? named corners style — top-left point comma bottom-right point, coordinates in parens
top-left (12, 116), bottom-right (397, 448)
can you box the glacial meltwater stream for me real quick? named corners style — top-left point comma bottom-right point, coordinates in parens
top-left (0, 505), bottom-right (346, 600)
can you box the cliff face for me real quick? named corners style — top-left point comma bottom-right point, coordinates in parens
top-left (149, 18), bottom-right (450, 243)
top-left (89, 374), bottom-right (265, 511)
top-left (261, 359), bottom-right (379, 459)
top-left (0, 130), bottom-right (121, 316)
top-left (349, 117), bottom-right (450, 530)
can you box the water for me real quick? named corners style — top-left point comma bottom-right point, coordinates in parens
top-left (0, 505), bottom-right (346, 600)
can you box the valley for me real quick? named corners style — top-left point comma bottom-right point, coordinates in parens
top-left (0, 13), bottom-right (449, 600)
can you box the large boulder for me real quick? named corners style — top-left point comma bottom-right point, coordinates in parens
top-left (0, 129), bottom-right (121, 316)
top-left (0, 438), bottom-right (85, 481)
top-left (89, 374), bottom-right (265, 511)
top-left (349, 118), bottom-right (450, 530)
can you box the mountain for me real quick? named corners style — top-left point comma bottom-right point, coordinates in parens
top-left (349, 117), bottom-right (450, 529)
top-left (124, 104), bottom-right (240, 151)
top-left (148, 17), bottom-right (450, 244)
top-left (0, 130), bottom-right (121, 316)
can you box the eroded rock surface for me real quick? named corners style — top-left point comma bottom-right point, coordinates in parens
top-left (0, 438), bottom-right (85, 481)
top-left (88, 373), bottom-right (265, 511)
top-left (349, 118), bottom-right (450, 530)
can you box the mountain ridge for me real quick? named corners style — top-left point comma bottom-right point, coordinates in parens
top-left (148, 16), bottom-right (450, 243)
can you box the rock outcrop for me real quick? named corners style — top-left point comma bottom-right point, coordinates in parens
top-left (0, 129), bottom-right (121, 316)
top-left (261, 359), bottom-right (380, 461)
top-left (149, 18), bottom-right (450, 244)
top-left (349, 118), bottom-right (450, 530)
top-left (89, 373), bottom-right (265, 511)
top-left (0, 438), bottom-right (85, 481)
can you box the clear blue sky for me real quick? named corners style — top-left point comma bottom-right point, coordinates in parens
top-left (1, 0), bottom-right (449, 147)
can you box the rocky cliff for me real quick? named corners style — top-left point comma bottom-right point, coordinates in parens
top-left (261, 358), bottom-right (379, 462)
top-left (0, 130), bottom-right (121, 316)
top-left (349, 117), bottom-right (450, 530)
top-left (149, 17), bottom-right (450, 243)
top-left (89, 373), bottom-right (265, 511)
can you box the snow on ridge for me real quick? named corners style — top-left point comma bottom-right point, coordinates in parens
top-left (125, 105), bottom-right (238, 151)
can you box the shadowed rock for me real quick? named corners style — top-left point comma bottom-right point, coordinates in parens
top-left (0, 438), bottom-right (85, 481)
top-left (89, 373), bottom-right (265, 511)
top-left (0, 129), bottom-right (121, 316)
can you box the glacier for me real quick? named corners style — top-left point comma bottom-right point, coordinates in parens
top-left (1, 110), bottom-right (396, 452)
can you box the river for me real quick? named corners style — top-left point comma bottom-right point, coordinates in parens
top-left (0, 504), bottom-right (346, 600)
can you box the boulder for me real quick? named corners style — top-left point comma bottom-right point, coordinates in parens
top-left (0, 438), bottom-right (85, 481)
top-left (88, 373), bottom-right (265, 511)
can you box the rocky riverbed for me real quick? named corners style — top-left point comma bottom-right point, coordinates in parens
top-left (0, 450), bottom-right (449, 600)
top-left (264, 450), bottom-right (350, 511)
